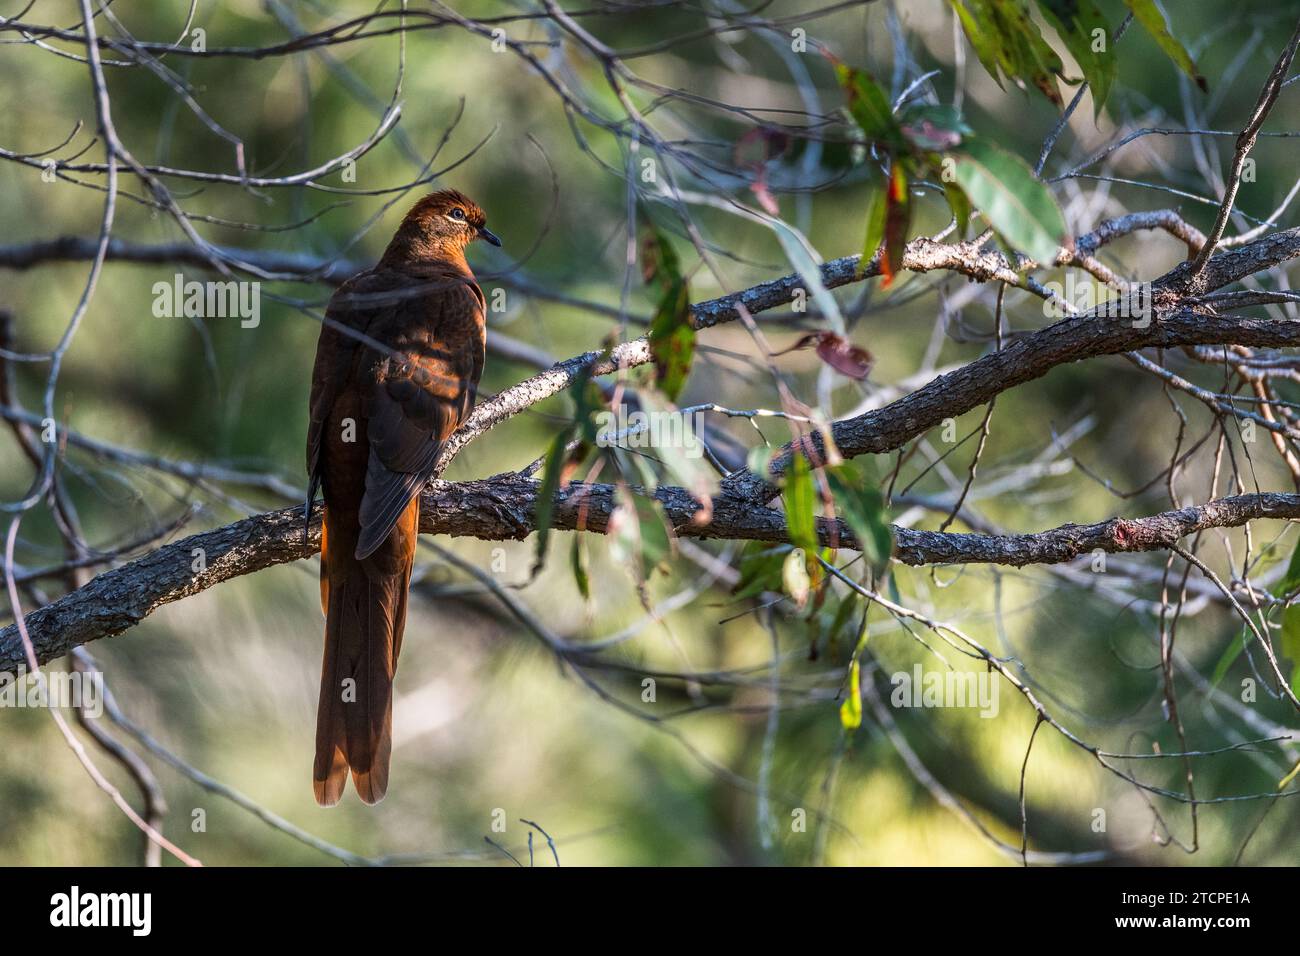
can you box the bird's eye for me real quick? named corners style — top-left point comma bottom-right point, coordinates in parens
top-left (449, 208), bottom-right (466, 221)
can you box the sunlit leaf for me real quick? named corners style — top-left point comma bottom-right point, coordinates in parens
top-left (839, 611), bottom-right (869, 731)
top-left (950, 137), bottom-right (1065, 264)
top-left (840, 658), bottom-right (863, 730)
top-left (782, 451), bottom-right (819, 559)
top-left (783, 547), bottom-right (811, 609)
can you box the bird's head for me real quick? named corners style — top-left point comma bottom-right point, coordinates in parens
top-left (384, 189), bottom-right (501, 264)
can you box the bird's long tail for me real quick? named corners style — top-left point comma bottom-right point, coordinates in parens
top-left (313, 498), bottom-right (418, 806)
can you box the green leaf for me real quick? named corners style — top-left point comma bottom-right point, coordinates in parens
top-left (1278, 536), bottom-right (1300, 694)
top-left (1282, 622), bottom-right (1300, 697)
top-left (1037, 0), bottom-right (1117, 114)
top-left (839, 611), bottom-right (869, 731)
top-left (531, 359), bottom-right (604, 577)
top-left (948, 0), bottom-right (1065, 106)
top-left (747, 444), bottom-right (776, 483)
top-left (826, 463), bottom-right (893, 574)
top-left (834, 62), bottom-right (903, 147)
top-left (642, 220), bottom-right (696, 402)
top-left (734, 542), bottom-right (788, 600)
top-left (950, 137), bottom-right (1066, 264)
top-left (570, 534), bottom-right (590, 601)
top-left (942, 180), bottom-right (973, 238)
top-left (989, 0), bottom-right (1065, 105)
top-left (770, 218), bottom-right (845, 332)
top-left (611, 486), bottom-right (673, 584)
top-left (782, 451), bottom-right (819, 559)
top-left (946, 0), bottom-right (1006, 87)
top-left (860, 168), bottom-right (889, 277)
top-left (1122, 0), bottom-right (1207, 92)
top-left (1208, 628), bottom-right (1248, 689)
top-left (825, 592), bottom-right (861, 658)
top-left (648, 278), bottom-right (695, 402)
top-left (533, 426), bottom-right (574, 574)
top-left (840, 658), bottom-right (863, 730)
top-left (634, 388), bottom-right (719, 503)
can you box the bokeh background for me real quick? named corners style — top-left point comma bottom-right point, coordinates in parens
top-left (0, 0), bottom-right (1297, 865)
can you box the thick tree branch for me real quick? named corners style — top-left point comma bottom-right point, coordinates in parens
top-left (6, 222), bottom-right (1300, 673)
top-left (5, 475), bottom-right (1299, 672)
top-left (727, 227), bottom-right (1300, 503)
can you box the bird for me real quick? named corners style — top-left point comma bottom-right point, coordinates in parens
top-left (305, 189), bottom-right (500, 806)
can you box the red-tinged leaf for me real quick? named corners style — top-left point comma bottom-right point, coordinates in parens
top-left (750, 168), bottom-right (780, 216)
top-left (773, 332), bottom-right (874, 381)
top-left (816, 335), bottom-right (875, 380)
top-left (735, 128), bottom-right (789, 216)
top-left (901, 118), bottom-right (963, 152)
top-left (640, 217), bottom-right (682, 288)
top-left (648, 278), bottom-right (695, 401)
top-left (899, 105), bottom-right (970, 152)
top-left (734, 127), bottom-right (789, 168)
top-left (641, 219), bottom-right (695, 401)
top-left (881, 161), bottom-right (911, 288)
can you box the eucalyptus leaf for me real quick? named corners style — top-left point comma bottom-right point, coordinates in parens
top-left (950, 137), bottom-right (1065, 264)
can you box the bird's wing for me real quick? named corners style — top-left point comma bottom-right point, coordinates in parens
top-left (355, 276), bottom-right (485, 560)
top-left (306, 270), bottom-right (393, 494)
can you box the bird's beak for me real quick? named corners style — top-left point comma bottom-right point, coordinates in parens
top-left (477, 225), bottom-right (502, 247)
